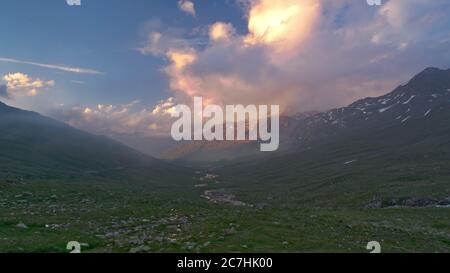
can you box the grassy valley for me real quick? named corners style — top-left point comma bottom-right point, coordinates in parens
top-left (0, 69), bottom-right (449, 253)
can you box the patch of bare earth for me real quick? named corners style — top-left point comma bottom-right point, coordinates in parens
top-left (202, 189), bottom-right (252, 207)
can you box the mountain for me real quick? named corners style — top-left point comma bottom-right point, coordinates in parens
top-left (166, 68), bottom-right (450, 162)
top-left (109, 132), bottom-right (181, 159)
top-left (215, 67), bottom-right (450, 207)
top-left (163, 116), bottom-right (298, 162)
top-left (0, 101), bottom-right (156, 179)
top-left (290, 67), bottom-right (450, 150)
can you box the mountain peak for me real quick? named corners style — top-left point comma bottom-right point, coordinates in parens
top-left (405, 67), bottom-right (450, 93)
top-left (415, 67), bottom-right (450, 79)
top-left (421, 67), bottom-right (445, 73)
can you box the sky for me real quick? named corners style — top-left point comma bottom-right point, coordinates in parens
top-left (1, 0), bottom-right (450, 137)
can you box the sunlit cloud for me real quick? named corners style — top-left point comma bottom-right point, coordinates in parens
top-left (245, 0), bottom-right (320, 57)
top-left (209, 22), bottom-right (235, 42)
top-left (1, 72), bottom-right (54, 99)
top-left (51, 98), bottom-right (177, 136)
top-left (56, 0), bottom-right (450, 136)
top-left (141, 0), bottom-right (324, 111)
top-left (139, 0), bottom-right (450, 114)
top-left (178, 0), bottom-right (196, 17)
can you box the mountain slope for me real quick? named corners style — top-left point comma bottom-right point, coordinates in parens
top-left (0, 101), bottom-right (155, 178)
top-left (214, 67), bottom-right (450, 207)
top-left (168, 68), bottom-right (450, 162)
top-left (291, 67), bottom-right (450, 150)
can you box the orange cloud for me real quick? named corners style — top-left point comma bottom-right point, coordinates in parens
top-left (138, 0), bottom-right (450, 119)
top-left (210, 22), bottom-right (235, 42)
top-left (245, 0), bottom-right (320, 57)
top-left (151, 0), bottom-right (322, 111)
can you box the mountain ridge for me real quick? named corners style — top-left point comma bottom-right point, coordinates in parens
top-left (164, 67), bottom-right (450, 162)
top-left (0, 101), bottom-right (157, 179)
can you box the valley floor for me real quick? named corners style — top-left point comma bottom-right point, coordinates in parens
top-left (0, 174), bottom-right (448, 253)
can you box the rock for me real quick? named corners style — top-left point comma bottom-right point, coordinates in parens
top-left (129, 245), bottom-right (151, 253)
top-left (16, 223), bottom-right (28, 229)
top-left (105, 232), bottom-right (119, 239)
top-left (224, 227), bottom-right (236, 235)
top-left (184, 242), bottom-right (197, 250)
top-left (365, 199), bottom-right (382, 209)
top-left (255, 203), bottom-right (268, 210)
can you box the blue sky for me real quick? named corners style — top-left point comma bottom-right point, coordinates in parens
top-left (0, 0), bottom-right (247, 110)
top-left (1, 0), bottom-right (450, 137)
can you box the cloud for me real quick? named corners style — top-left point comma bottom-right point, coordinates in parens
top-left (142, 0), bottom-right (325, 111)
top-left (59, 0), bottom-right (450, 137)
top-left (0, 57), bottom-right (104, 75)
top-left (178, 0), bottom-right (196, 17)
top-left (209, 22), bottom-right (235, 42)
top-left (139, 0), bottom-right (450, 114)
top-left (2, 72), bottom-right (54, 98)
top-left (245, 0), bottom-right (320, 56)
top-left (371, 0), bottom-right (450, 48)
top-left (51, 98), bottom-right (177, 136)
top-left (137, 21), bottom-right (208, 56)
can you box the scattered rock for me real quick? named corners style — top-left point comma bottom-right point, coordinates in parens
top-left (15, 223), bottom-right (28, 229)
top-left (129, 245), bottom-right (151, 253)
top-left (202, 189), bottom-right (251, 207)
top-left (366, 197), bottom-right (450, 208)
top-left (184, 242), bottom-right (197, 250)
top-left (224, 227), bottom-right (236, 235)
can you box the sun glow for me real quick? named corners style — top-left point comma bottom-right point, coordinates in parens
top-left (246, 0), bottom-right (320, 55)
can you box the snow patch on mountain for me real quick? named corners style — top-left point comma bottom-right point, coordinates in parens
top-left (402, 95), bottom-right (416, 105)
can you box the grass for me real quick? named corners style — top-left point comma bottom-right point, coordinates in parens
top-left (0, 169), bottom-right (448, 253)
top-left (0, 131), bottom-right (449, 253)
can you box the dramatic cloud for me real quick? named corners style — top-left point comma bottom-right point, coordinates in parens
top-left (178, 0), bottom-right (196, 17)
top-left (0, 57), bottom-right (104, 75)
top-left (142, 0), bottom-right (323, 111)
top-left (140, 0), bottom-right (450, 114)
top-left (56, 0), bottom-right (450, 137)
top-left (2, 72), bottom-right (55, 98)
top-left (245, 0), bottom-right (320, 57)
